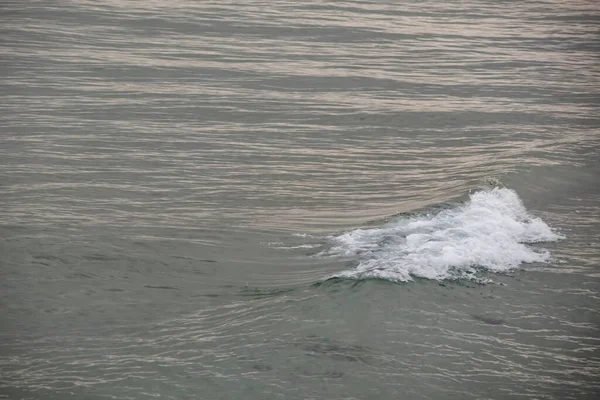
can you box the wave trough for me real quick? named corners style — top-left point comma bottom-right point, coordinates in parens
top-left (327, 188), bottom-right (563, 282)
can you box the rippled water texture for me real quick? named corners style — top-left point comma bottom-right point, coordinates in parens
top-left (1, 1), bottom-right (599, 399)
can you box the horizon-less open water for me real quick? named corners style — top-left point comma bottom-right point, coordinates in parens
top-left (1, 1), bottom-right (599, 399)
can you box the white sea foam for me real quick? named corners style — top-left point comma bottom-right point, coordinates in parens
top-left (327, 188), bottom-right (563, 282)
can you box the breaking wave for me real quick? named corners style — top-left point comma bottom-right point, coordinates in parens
top-left (326, 188), bottom-right (563, 282)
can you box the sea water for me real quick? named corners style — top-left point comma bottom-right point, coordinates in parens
top-left (1, 1), bottom-right (599, 399)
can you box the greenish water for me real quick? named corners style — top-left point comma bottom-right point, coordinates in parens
top-left (1, 1), bottom-right (599, 399)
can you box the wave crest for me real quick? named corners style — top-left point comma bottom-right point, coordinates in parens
top-left (327, 188), bottom-right (563, 282)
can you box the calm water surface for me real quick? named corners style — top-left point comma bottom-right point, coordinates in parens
top-left (1, 1), bottom-right (599, 399)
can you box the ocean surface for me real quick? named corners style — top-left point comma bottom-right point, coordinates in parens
top-left (1, 1), bottom-right (599, 399)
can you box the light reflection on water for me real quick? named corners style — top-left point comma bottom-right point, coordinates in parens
top-left (0, 0), bottom-right (599, 399)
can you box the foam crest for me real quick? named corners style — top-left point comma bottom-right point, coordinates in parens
top-left (327, 188), bottom-right (563, 282)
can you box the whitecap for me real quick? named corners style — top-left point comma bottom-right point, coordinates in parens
top-left (326, 188), bottom-right (563, 282)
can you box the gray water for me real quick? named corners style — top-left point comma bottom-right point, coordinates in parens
top-left (1, 1), bottom-right (599, 399)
